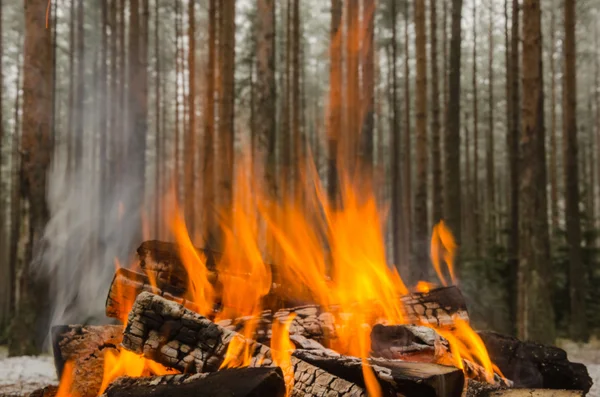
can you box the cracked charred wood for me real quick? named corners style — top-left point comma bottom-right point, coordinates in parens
top-left (51, 325), bottom-right (124, 397)
top-left (122, 292), bottom-right (366, 396)
top-left (478, 331), bottom-right (592, 392)
top-left (292, 349), bottom-right (465, 397)
top-left (105, 268), bottom-right (202, 320)
top-left (101, 367), bottom-right (286, 397)
top-left (125, 241), bottom-right (468, 325)
top-left (369, 324), bottom-right (510, 386)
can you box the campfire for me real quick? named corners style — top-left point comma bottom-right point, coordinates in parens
top-left (38, 164), bottom-right (591, 397)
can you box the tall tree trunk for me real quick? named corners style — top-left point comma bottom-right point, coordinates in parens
top-left (127, 0), bottom-right (149, 245)
top-left (8, 47), bottom-right (22, 338)
top-left (443, 0), bottom-right (463, 272)
top-left (117, 0), bottom-right (126, 181)
top-left (596, 17), bottom-right (600, 236)
top-left (431, 0), bottom-right (442, 225)
top-left (391, 0), bottom-right (404, 277)
top-left (282, 0), bottom-right (292, 200)
top-left (328, 0), bottom-right (342, 209)
top-left (174, 0), bottom-right (181, 201)
top-left (402, 0), bottom-right (412, 273)
top-left (0, 0), bottom-right (6, 332)
top-left (109, 0), bottom-right (118, 199)
top-left (185, 0), bottom-right (196, 234)
top-left (507, 0), bottom-right (520, 332)
top-left (518, 0), bottom-right (555, 345)
top-left (217, 0), bottom-right (236, 244)
top-left (74, 0), bottom-right (85, 169)
top-left (345, 0), bottom-right (359, 171)
top-left (67, 0), bottom-right (75, 171)
top-left (549, 3), bottom-right (559, 234)
top-left (154, 0), bottom-right (161, 236)
top-left (257, 0), bottom-right (277, 198)
top-left (414, 0), bottom-right (428, 281)
top-left (361, 0), bottom-right (375, 175)
top-left (486, 1), bottom-right (496, 248)
top-left (203, 0), bottom-right (216, 248)
top-left (10, 0), bottom-right (53, 355)
top-left (471, 2), bottom-right (480, 258)
top-left (292, 0), bottom-right (301, 200)
top-left (563, 0), bottom-right (587, 342)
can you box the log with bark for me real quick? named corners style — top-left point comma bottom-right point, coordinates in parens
top-left (122, 292), bottom-right (465, 396)
top-left (101, 367), bottom-right (286, 397)
top-left (477, 331), bottom-right (592, 392)
top-left (110, 241), bottom-right (469, 326)
top-left (51, 325), bottom-right (124, 397)
top-left (370, 324), bottom-right (510, 386)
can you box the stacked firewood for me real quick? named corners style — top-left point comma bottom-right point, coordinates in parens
top-left (41, 241), bottom-right (592, 397)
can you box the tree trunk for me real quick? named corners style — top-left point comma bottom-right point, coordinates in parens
top-left (471, 2), bottom-right (480, 258)
top-left (361, 0), bottom-right (375, 175)
top-left (443, 0), bottom-right (463, 273)
top-left (345, 0), bottom-right (359, 172)
top-left (154, 0), bottom-right (161, 236)
top-left (414, 0), bottom-right (428, 280)
top-left (8, 47), bottom-right (22, 339)
top-left (257, 0), bottom-right (276, 199)
top-left (518, 0), bottom-right (555, 345)
top-left (203, 0), bottom-right (216, 248)
top-left (174, 0), bottom-right (181, 201)
top-left (328, 0), bottom-right (342, 210)
top-left (185, 0), bottom-right (196, 235)
top-left (217, 0), bottom-right (236, 246)
top-left (549, 4), bottom-right (559, 235)
top-left (109, 0), bottom-right (118, 200)
top-left (67, 0), bottom-right (75, 172)
top-left (74, 0), bottom-right (85, 169)
top-left (430, 0), bottom-right (442, 225)
top-left (596, 17), bottom-right (600, 237)
top-left (0, 0), bottom-right (6, 332)
top-left (486, 2), bottom-right (496, 249)
top-left (508, 0), bottom-right (520, 333)
top-left (563, 0), bottom-right (587, 342)
top-left (292, 0), bottom-right (301, 201)
top-left (281, 0), bottom-right (291, 201)
top-left (10, 0), bottom-right (53, 355)
top-left (402, 0), bottom-right (412, 274)
top-left (391, 0), bottom-right (403, 277)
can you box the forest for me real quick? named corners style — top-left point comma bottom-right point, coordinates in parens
top-left (0, 0), bottom-right (598, 357)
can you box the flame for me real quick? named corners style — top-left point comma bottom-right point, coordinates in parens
top-left (172, 210), bottom-right (215, 315)
top-left (271, 314), bottom-right (297, 396)
top-left (165, 152), bottom-right (498, 386)
top-left (430, 221), bottom-right (457, 286)
top-left (98, 349), bottom-right (178, 395)
top-left (414, 281), bottom-right (436, 293)
top-left (434, 317), bottom-right (500, 383)
top-left (219, 321), bottom-right (258, 369)
top-left (55, 361), bottom-right (75, 397)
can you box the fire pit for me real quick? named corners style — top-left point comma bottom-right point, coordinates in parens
top-left (33, 235), bottom-right (592, 397)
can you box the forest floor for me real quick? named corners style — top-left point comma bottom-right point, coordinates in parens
top-left (0, 346), bottom-right (57, 397)
top-left (0, 343), bottom-right (598, 396)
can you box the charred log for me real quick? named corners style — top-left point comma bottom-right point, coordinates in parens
top-left (293, 349), bottom-right (465, 397)
top-left (483, 390), bottom-right (584, 397)
top-left (51, 325), bottom-right (123, 397)
top-left (28, 386), bottom-right (59, 397)
top-left (369, 324), bottom-right (509, 385)
top-left (122, 292), bottom-right (366, 396)
top-left (121, 292), bottom-right (467, 396)
top-left (478, 331), bottom-right (592, 392)
top-left (101, 367), bottom-right (286, 397)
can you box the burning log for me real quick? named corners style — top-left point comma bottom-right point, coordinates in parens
top-left (293, 349), bottom-right (465, 397)
top-left (477, 332), bottom-right (592, 393)
top-left (28, 386), bottom-right (59, 397)
top-left (51, 325), bottom-right (124, 397)
top-left (101, 367), bottom-right (287, 397)
top-left (369, 324), bottom-right (510, 386)
top-left (122, 292), bottom-right (466, 396)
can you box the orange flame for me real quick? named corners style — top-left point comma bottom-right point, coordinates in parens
top-left (98, 349), bottom-right (178, 395)
top-left (55, 361), bottom-right (75, 397)
top-left (219, 321), bottom-right (258, 369)
top-left (271, 314), bottom-right (297, 395)
top-left (430, 221), bottom-right (457, 286)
